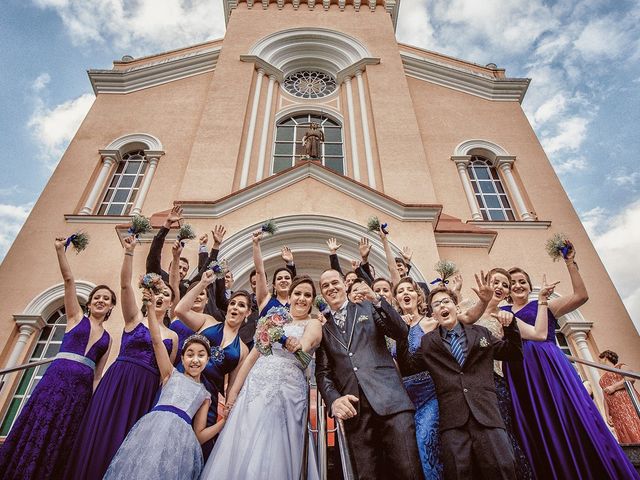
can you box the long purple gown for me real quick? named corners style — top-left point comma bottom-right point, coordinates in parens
top-left (0, 316), bottom-right (110, 480)
top-left (502, 300), bottom-right (639, 479)
top-left (64, 322), bottom-right (172, 480)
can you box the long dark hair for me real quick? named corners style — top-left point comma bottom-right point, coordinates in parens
top-left (86, 284), bottom-right (117, 320)
top-left (271, 267), bottom-right (293, 297)
top-left (288, 275), bottom-right (317, 315)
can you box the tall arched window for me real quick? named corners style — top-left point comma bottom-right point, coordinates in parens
top-left (0, 307), bottom-right (68, 436)
top-left (467, 156), bottom-right (515, 221)
top-left (273, 114), bottom-right (344, 175)
top-left (97, 150), bottom-right (148, 216)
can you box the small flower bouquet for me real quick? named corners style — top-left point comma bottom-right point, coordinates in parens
top-left (432, 259), bottom-right (457, 286)
top-left (254, 306), bottom-right (312, 368)
top-left (261, 219), bottom-right (278, 235)
top-left (64, 232), bottom-right (90, 254)
top-left (207, 260), bottom-right (226, 280)
top-left (314, 295), bottom-right (330, 315)
top-left (138, 272), bottom-right (164, 294)
top-left (367, 216), bottom-right (389, 235)
top-left (128, 214), bottom-right (152, 238)
top-left (177, 224), bottom-right (196, 246)
top-left (545, 233), bottom-right (572, 261)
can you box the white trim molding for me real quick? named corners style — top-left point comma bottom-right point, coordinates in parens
top-left (22, 281), bottom-right (96, 320)
top-left (88, 47), bottom-right (221, 95)
top-left (467, 220), bottom-right (551, 230)
top-left (402, 51), bottom-right (530, 103)
top-left (105, 133), bottom-right (163, 152)
top-left (434, 232), bottom-right (496, 250)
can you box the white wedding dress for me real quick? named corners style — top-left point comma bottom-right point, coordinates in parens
top-left (200, 321), bottom-right (319, 480)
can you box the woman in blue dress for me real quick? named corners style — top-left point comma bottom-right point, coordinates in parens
top-left (0, 237), bottom-right (113, 480)
top-left (65, 235), bottom-right (178, 480)
top-left (252, 229), bottom-right (293, 315)
top-left (105, 289), bottom-right (223, 480)
top-left (174, 269), bottom-right (250, 458)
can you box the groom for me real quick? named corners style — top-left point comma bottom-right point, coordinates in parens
top-left (315, 269), bottom-right (422, 479)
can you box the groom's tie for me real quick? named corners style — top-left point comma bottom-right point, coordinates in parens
top-left (333, 308), bottom-right (346, 331)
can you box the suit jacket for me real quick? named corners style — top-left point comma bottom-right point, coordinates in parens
top-left (315, 298), bottom-right (414, 416)
top-left (146, 226), bottom-right (188, 297)
top-left (406, 321), bottom-right (522, 431)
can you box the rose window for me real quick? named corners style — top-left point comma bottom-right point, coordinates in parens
top-left (283, 71), bottom-right (337, 99)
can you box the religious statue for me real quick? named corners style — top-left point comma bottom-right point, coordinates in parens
top-left (302, 123), bottom-right (324, 159)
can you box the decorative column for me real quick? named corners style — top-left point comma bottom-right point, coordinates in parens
top-left (343, 76), bottom-right (361, 182)
top-left (79, 150), bottom-right (118, 215)
top-left (0, 315), bottom-right (46, 391)
top-left (355, 70), bottom-right (376, 189)
top-left (561, 321), bottom-right (603, 407)
top-left (240, 68), bottom-right (265, 189)
top-left (256, 75), bottom-right (276, 182)
top-left (452, 156), bottom-right (482, 221)
top-left (495, 156), bottom-right (534, 221)
top-left (131, 150), bottom-right (164, 216)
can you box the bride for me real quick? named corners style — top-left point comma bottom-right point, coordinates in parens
top-left (200, 275), bottom-right (322, 479)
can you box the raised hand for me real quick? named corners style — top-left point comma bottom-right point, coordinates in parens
top-left (351, 259), bottom-right (361, 270)
top-left (199, 233), bottom-right (208, 246)
top-left (401, 246), bottom-right (413, 264)
top-left (165, 205), bottom-right (183, 227)
top-left (54, 236), bottom-right (66, 251)
top-left (212, 225), bottom-right (227, 247)
top-left (252, 230), bottom-right (263, 243)
top-left (564, 240), bottom-right (576, 262)
top-left (449, 274), bottom-right (463, 296)
top-left (471, 270), bottom-right (492, 303)
top-left (123, 235), bottom-right (137, 253)
top-left (490, 310), bottom-right (515, 327)
top-left (171, 239), bottom-right (183, 259)
top-left (332, 395), bottom-right (359, 420)
top-left (351, 282), bottom-right (378, 304)
top-left (539, 274), bottom-right (560, 301)
top-left (326, 237), bottom-right (342, 254)
top-left (142, 288), bottom-right (156, 307)
top-left (200, 269), bottom-right (215, 286)
top-left (281, 246), bottom-right (294, 264)
top-left (358, 237), bottom-right (371, 261)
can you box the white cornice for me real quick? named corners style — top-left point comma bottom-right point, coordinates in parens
top-left (65, 215), bottom-right (131, 224)
top-left (468, 220), bottom-right (551, 230)
top-left (434, 232), bottom-right (496, 251)
top-left (401, 51), bottom-right (530, 103)
top-left (176, 161), bottom-right (441, 222)
top-left (88, 47), bottom-right (221, 95)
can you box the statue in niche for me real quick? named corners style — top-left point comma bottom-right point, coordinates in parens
top-left (302, 123), bottom-right (324, 159)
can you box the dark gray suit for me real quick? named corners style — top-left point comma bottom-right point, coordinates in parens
top-left (315, 298), bottom-right (422, 480)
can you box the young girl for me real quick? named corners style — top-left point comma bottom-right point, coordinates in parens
top-left (0, 237), bottom-right (113, 480)
top-left (104, 289), bottom-right (222, 480)
top-left (65, 235), bottom-right (178, 479)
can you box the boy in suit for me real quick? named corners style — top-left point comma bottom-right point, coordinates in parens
top-left (407, 285), bottom-right (523, 479)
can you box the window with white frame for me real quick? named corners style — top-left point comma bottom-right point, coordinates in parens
top-left (468, 155), bottom-right (515, 221)
top-left (97, 150), bottom-right (148, 216)
top-left (0, 307), bottom-right (67, 436)
top-left (273, 114), bottom-right (344, 174)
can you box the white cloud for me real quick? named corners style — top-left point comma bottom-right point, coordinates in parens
top-left (533, 93), bottom-right (568, 126)
top-left (541, 116), bottom-right (590, 154)
top-left (32, 0), bottom-right (226, 54)
top-left (31, 73), bottom-right (51, 92)
top-left (551, 156), bottom-right (588, 175)
top-left (0, 203), bottom-right (33, 261)
top-left (574, 16), bottom-right (630, 61)
top-left (581, 200), bottom-right (640, 332)
top-left (28, 91), bottom-right (94, 170)
top-left (606, 171), bottom-right (640, 188)
top-left (0, 185), bottom-right (22, 197)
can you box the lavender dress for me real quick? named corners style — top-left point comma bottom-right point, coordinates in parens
top-left (64, 322), bottom-right (172, 480)
top-left (502, 300), bottom-right (639, 479)
top-left (0, 316), bottom-right (110, 480)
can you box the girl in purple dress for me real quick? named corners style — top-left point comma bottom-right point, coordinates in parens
top-left (0, 237), bottom-right (113, 480)
top-left (65, 235), bottom-right (178, 480)
top-left (502, 243), bottom-right (639, 478)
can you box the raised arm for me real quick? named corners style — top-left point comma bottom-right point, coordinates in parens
top-left (549, 242), bottom-right (588, 318)
top-left (326, 238), bottom-right (344, 275)
top-left (146, 205), bottom-right (182, 275)
top-left (459, 272), bottom-right (492, 324)
top-left (143, 289), bottom-right (174, 382)
top-left (120, 235), bottom-right (141, 327)
top-left (54, 237), bottom-right (83, 326)
top-left (351, 282), bottom-right (408, 341)
top-left (252, 231), bottom-right (270, 309)
top-left (379, 226), bottom-right (401, 287)
top-left (357, 237), bottom-right (374, 283)
top-left (168, 240), bottom-right (183, 318)
top-left (281, 246), bottom-right (296, 278)
top-left (174, 270), bottom-right (216, 331)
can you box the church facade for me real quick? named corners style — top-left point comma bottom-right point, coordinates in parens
top-left (0, 0), bottom-right (637, 434)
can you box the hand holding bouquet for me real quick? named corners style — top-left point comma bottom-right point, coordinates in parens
top-left (254, 306), bottom-right (312, 368)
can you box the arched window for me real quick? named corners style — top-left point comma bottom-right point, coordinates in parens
top-left (0, 307), bottom-right (68, 435)
top-left (273, 114), bottom-right (344, 175)
top-left (97, 150), bottom-right (148, 216)
top-left (467, 156), bottom-right (515, 221)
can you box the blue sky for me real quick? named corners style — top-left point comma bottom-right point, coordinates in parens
top-left (1, 0), bottom-right (639, 328)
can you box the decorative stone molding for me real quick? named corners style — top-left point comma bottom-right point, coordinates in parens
top-left (468, 220), bottom-right (551, 230)
top-left (22, 281), bottom-right (96, 319)
top-left (434, 232), bottom-right (495, 250)
top-left (88, 47), bottom-right (221, 95)
top-left (401, 51), bottom-right (530, 103)
top-left (105, 133), bottom-right (164, 153)
top-left (454, 139), bottom-right (509, 158)
top-left (451, 155), bottom-right (482, 221)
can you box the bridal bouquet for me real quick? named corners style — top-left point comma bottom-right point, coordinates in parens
top-left (64, 232), bottom-right (90, 254)
top-left (138, 272), bottom-right (164, 294)
top-left (545, 233), bottom-right (572, 261)
top-left (254, 306), bottom-right (312, 368)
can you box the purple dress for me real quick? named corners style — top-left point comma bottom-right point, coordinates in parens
top-left (502, 301), bottom-right (639, 479)
top-left (64, 322), bottom-right (173, 480)
top-left (0, 316), bottom-right (110, 480)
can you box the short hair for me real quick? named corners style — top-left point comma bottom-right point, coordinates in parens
top-left (599, 350), bottom-right (619, 365)
top-left (372, 277), bottom-right (392, 289)
top-left (289, 275), bottom-right (317, 314)
top-left (185, 281), bottom-right (208, 299)
top-left (87, 285), bottom-right (117, 320)
top-left (394, 276), bottom-right (427, 315)
top-left (179, 257), bottom-right (190, 266)
top-left (394, 257), bottom-right (408, 267)
top-left (347, 277), bottom-right (366, 295)
top-left (318, 269), bottom-right (344, 289)
top-left (249, 269), bottom-right (257, 280)
top-left (426, 286), bottom-right (458, 317)
top-left (344, 270), bottom-right (358, 279)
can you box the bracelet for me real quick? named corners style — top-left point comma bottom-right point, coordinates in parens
top-left (125, 252), bottom-right (134, 257)
top-left (539, 301), bottom-right (548, 306)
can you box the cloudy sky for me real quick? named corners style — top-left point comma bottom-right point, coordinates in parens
top-left (1, 0), bottom-right (639, 329)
